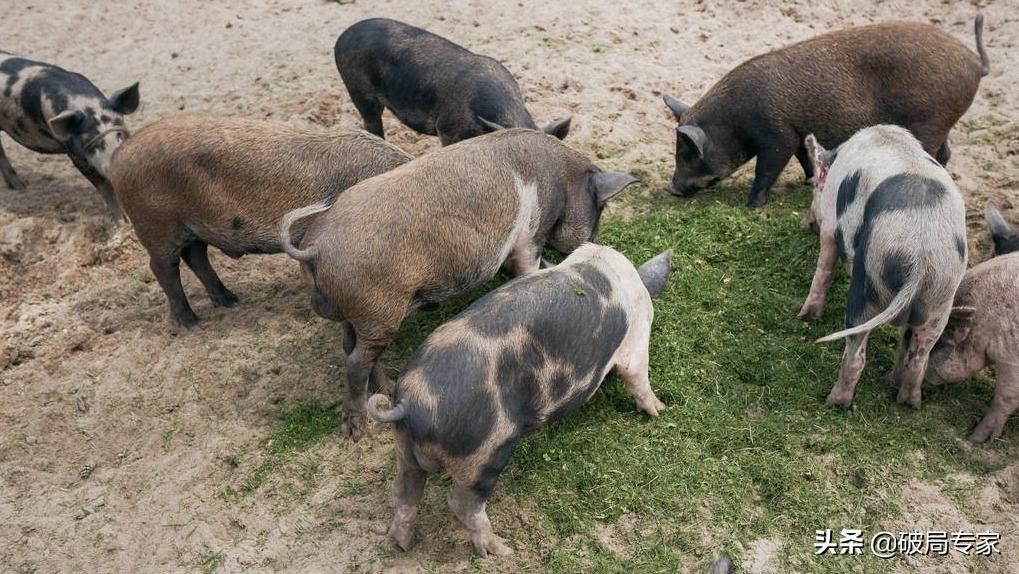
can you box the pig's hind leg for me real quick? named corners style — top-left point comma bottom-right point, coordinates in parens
top-left (448, 439), bottom-right (518, 558)
top-left (0, 136), bottom-right (25, 190)
top-left (349, 91), bottom-right (385, 138)
top-left (969, 363), bottom-right (1019, 443)
top-left (894, 315), bottom-right (949, 409)
top-left (181, 241), bottom-right (238, 308)
top-left (795, 146), bottom-right (816, 184)
top-left (826, 332), bottom-right (870, 407)
top-left (388, 438), bottom-right (428, 551)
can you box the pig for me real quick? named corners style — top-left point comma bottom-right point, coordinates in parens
top-left (797, 125), bottom-right (967, 408)
top-left (925, 206), bottom-right (1019, 442)
top-left (334, 18), bottom-right (571, 145)
top-left (365, 244), bottom-right (672, 556)
top-left (0, 51), bottom-right (140, 218)
top-left (108, 114), bottom-right (412, 328)
top-left (985, 201), bottom-right (1019, 256)
top-left (279, 128), bottom-right (638, 441)
top-left (663, 15), bottom-right (990, 207)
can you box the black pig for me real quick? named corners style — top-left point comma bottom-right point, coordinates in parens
top-left (334, 18), bottom-right (570, 145)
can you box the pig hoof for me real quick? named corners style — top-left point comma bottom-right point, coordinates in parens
top-left (470, 532), bottom-right (513, 558)
top-left (173, 311), bottom-right (201, 329)
top-left (341, 413), bottom-right (365, 442)
top-left (825, 390), bottom-right (853, 408)
top-left (212, 290), bottom-right (239, 308)
top-left (895, 388), bottom-right (922, 409)
top-left (797, 305), bottom-right (822, 322)
top-left (639, 397), bottom-right (666, 416)
top-left (746, 195), bottom-right (766, 208)
top-left (968, 421), bottom-right (1001, 444)
top-left (390, 521), bottom-right (415, 551)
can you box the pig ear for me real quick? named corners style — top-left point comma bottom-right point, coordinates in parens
top-left (590, 171), bottom-right (639, 206)
top-left (804, 134), bottom-right (827, 173)
top-left (985, 201), bottom-right (1017, 253)
top-left (542, 116), bottom-right (571, 140)
top-left (109, 82), bottom-right (140, 115)
top-left (677, 124), bottom-right (706, 159)
top-left (477, 116), bottom-right (506, 133)
top-left (48, 109), bottom-right (84, 140)
top-left (663, 94), bottom-right (689, 120)
top-left (637, 249), bottom-right (673, 299)
top-left (945, 306), bottom-right (977, 344)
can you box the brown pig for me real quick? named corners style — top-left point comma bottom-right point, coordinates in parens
top-left (663, 16), bottom-right (990, 207)
top-left (925, 227), bottom-right (1019, 442)
top-left (366, 245), bottom-right (672, 557)
top-left (109, 114), bottom-right (411, 328)
top-left (279, 129), bottom-right (638, 441)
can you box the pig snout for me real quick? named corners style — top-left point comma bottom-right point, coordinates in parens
top-left (668, 170), bottom-right (699, 196)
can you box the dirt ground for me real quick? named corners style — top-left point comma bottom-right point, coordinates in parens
top-left (1, 1), bottom-right (1017, 572)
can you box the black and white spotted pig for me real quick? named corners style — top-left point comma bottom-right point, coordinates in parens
top-left (924, 207), bottom-right (1019, 443)
top-left (334, 18), bottom-right (570, 145)
top-left (0, 51), bottom-right (139, 218)
top-left (798, 125), bottom-right (967, 408)
top-left (985, 201), bottom-right (1019, 256)
top-left (366, 245), bottom-right (672, 557)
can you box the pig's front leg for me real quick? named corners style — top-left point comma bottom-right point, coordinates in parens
top-left (615, 335), bottom-right (665, 416)
top-left (0, 137), bottom-right (26, 190)
top-left (970, 363), bottom-right (1019, 443)
top-left (798, 229), bottom-right (839, 321)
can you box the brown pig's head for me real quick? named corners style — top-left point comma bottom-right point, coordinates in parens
top-left (548, 169), bottom-right (638, 253)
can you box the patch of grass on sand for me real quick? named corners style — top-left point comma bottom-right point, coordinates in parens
top-left (232, 175), bottom-right (1010, 572)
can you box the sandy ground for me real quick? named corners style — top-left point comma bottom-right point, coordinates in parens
top-left (1, 1), bottom-right (1017, 572)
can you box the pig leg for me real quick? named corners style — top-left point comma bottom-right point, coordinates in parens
top-left (615, 337), bottom-right (665, 416)
top-left (180, 241), bottom-right (239, 308)
top-left (68, 153), bottom-right (123, 220)
top-left (969, 363), bottom-right (1019, 443)
top-left (746, 146), bottom-right (793, 208)
top-left (0, 137), bottom-right (25, 190)
top-left (894, 318), bottom-right (947, 409)
top-left (343, 308), bottom-right (403, 441)
top-left (826, 332), bottom-right (870, 407)
top-left (798, 231), bottom-right (839, 321)
top-left (149, 250), bottom-right (200, 328)
top-left (448, 485), bottom-right (512, 557)
top-left (341, 321), bottom-right (392, 395)
top-left (389, 438), bottom-right (428, 550)
top-left (349, 91), bottom-right (385, 139)
top-left (448, 439), bottom-right (517, 558)
top-left (795, 146), bottom-right (816, 184)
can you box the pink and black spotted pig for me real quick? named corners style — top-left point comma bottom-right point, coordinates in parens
top-left (798, 125), bottom-right (967, 409)
top-left (0, 51), bottom-right (139, 218)
top-left (925, 205), bottom-right (1019, 442)
top-left (367, 244), bottom-right (672, 557)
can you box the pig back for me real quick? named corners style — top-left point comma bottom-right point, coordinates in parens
top-left (110, 115), bottom-right (410, 246)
